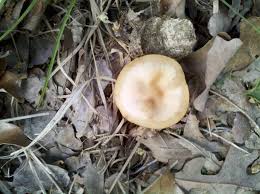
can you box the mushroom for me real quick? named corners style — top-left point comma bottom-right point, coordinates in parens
top-left (114, 54), bottom-right (189, 129)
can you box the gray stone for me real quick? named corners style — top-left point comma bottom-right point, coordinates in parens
top-left (141, 17), bottom-right (196, 59)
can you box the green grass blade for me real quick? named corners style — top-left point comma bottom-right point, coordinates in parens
top-left (220, 0), bottom-right (260, 34)
top-left (38, 0), bottom-right (77, 106)
top-left (0, 0), bottom-right (38, 42)
top-left (0, 0), bottom-right (7, 11)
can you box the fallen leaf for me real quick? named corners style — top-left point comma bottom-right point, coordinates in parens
top-left (13, 161), bottom-right (70, 193)
top-left (183, 114), bottom-right (227, 154)
top-left (232, 113), bottom-right (251, 144)
top-left (0, 58), bottom-right (7, 76)
top-left (181, 36), bottom-right (242, 110)
top-left (71, 10), bottom-right (85, 44)
top-left (176, 147), bottom-right (260, 190)
top-left (160, 0), bottom-right (186, 18)
top-left (0, 71), bottom-right (24, 101)
top-left (246, 80), bottom-right (260, 103)
top-left (78, 155), bottom-right (104, 194)
top-left (183, 114), bottom-right (204, 141)
top-left (56, 124), bottom-right (82, 151)
top-left (23, 111), bottom-right (57, 147)
top-left (139, 133), bottom-right (192, 163)
top-left (215, 76), bottom-right (257, 119)
top-left (253, 0), bottom-right (260, 16)
top-left (193, 36), bottom-right (242, 111)
top-left (15, 34), bottom-right (29, 76)
top-left (96, 59), bottom-right (113, 90)
top-left (208, 12), bottom-right (232, 37)
top-left (71, 85), bottom-right (95, 138)
top-left (180, 39), bottom-right (213, 102)
top-left (29, 36), bottom-right (54, 66)
top-left (225, 17), bottom-right (260, 71)
top-left (0, 122), bottom-right (29, 146)
top-left (245, 133), bottom-right (260, 149)
top-left (23, 0), bottom-right (47, 31)
top-left (234, 57), bottom-right (260, 84)
top-left (0, 0), bottom-right (26, 34)
top-left (21, 69), bottom-right (44, 104)
top-left (65, 152), bottom-right (90, 172)
top-left (143, 170), bottom-right (184, 194)
top-left (92, 105), bottom-right (113, 134)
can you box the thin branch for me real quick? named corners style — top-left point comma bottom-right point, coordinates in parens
top-left (108, 141), bottom-right (140, 194)
top-left (209, 90), bottom-right (260, 135)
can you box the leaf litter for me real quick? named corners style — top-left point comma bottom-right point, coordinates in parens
top-left (0, 0), bottom-right (260, 194)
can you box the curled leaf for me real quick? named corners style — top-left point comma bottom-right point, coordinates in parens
top-left (0, 122), bottom-right (29, 146)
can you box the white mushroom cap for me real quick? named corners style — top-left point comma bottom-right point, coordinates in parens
top-left (114, 54), bottom-right (189, 129)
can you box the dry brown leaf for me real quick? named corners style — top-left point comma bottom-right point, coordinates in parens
top-left (0, 71), bottom-right (24, 101)
top-left (29, 37), bottom-right (54, 66)
top-left (139, 133), bottom-right (192, 163)
top-left (92, 105), bottom-right (113, 134)
top-left (96, 59), bottom-right (112, 90)
top-left (215, 76), bottom-right (256, 119)
top-left (21, 69), bottom-right (44, 104)
top-left (232, 113), bottom-right (251, 144)
top-left (71, 86), bottom-right (95, 138)
top-left (253, 1), bottom-right (260, 16)
top-left (24, 111), bottom-right (57, 147)
top-left (184, 113), bottom-right (227, 154)
top-left (234, 57), bottom-right (260, 84)
top-left (13, 161), bottom-right (70, 193)
top-left (182, 36), bottom-right (242, 111)
top-left (180, 39), bottom-right (213, 102)
top-left (176, 147), bottom-right (260, 190)
top-left (23, 0), bottom-right (47, 31)
top-left (0, 122), bottom-right (29, 146)
top-left (143, 170), bottom-right (184, 194)
top-left (160, 0), bottom-right (186, 18)
top-left (208, 12), bottom-right (232, 36)
top-left (225, 17), bottom-right (260, 71)
top-left (184, 113), bottom-right (203, 140)
top-left (56, 125), bottom-right (82, 151)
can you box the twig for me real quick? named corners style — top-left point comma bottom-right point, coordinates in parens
top-left (108, 141), bottom-right (140, 194)
top-left (11, 83), bottom-right (88, 157)
top-left (0, 112), bottom-right (49, 123)
top-left (201, 129), bottom-right (249, 154)
top-left (209, 90), bottom-right (260, 135)
top-left (24, 151), bottom-right (47, 194)
top-left (164, 130), bottom-right (210, 158)
top-left (102, 118), bottom-right (125, 145)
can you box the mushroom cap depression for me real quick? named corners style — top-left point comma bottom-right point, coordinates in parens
top-left (114, 54), bottom-right (189, 129)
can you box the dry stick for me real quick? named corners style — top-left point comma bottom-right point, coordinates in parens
top-left (209, 90), bottom-right (260, 135)
top-left (0, 112), bottom-right (49, 123)
top-left (25, 153), bottom-right (47, 194)
top-left (90, 40), bottom-right (108, 112)
top-left (164, 130), bottom-right (210, 158)
top-left (28, 150), bottom-right (64, 193)
top-left (11, 83), bottom-right (89, 157)
top-left (108, 141), bottom-right (140, 194)
top-left (56, 55), bottom-right (98, 115)
top-left (201, 129), bottom-right (249, 154)
top-left (50, 20), bottom-right (99, 78)
top-left (102, 118), bottom-right (125, 145)
top-left (68, 175), bottom-right (76, 194)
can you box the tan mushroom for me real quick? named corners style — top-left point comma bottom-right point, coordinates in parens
top-left (114, 54), bottom-right (189, 129)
